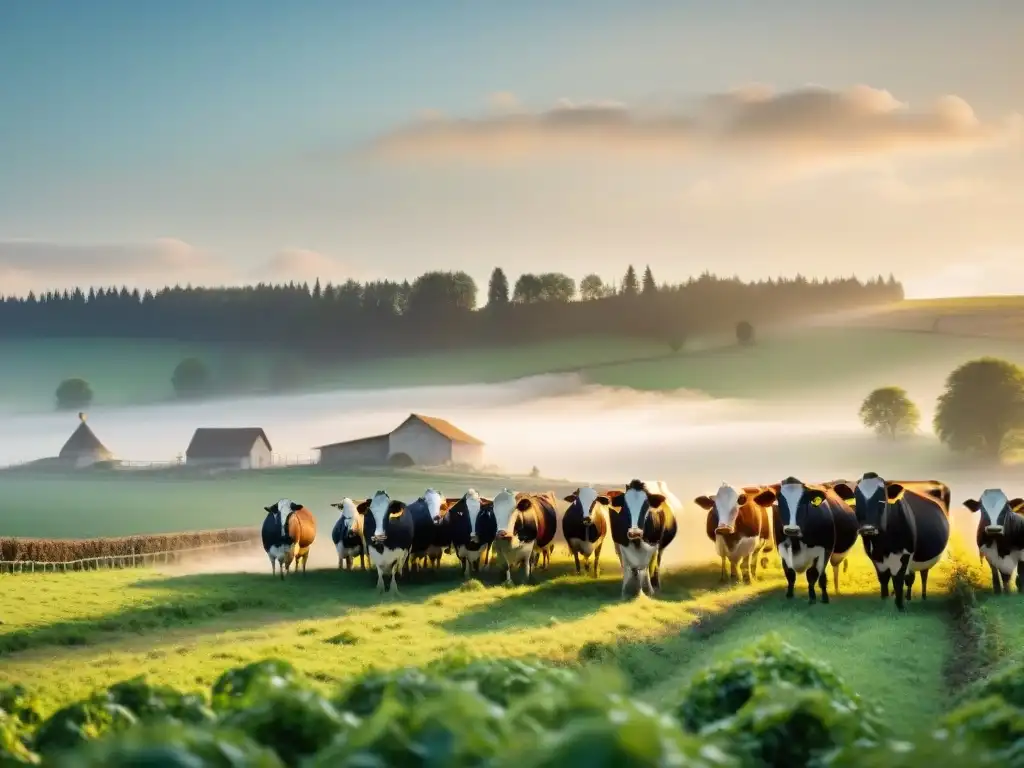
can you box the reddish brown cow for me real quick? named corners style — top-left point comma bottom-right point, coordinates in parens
top-left (694, 484), bottom-right (773, 584)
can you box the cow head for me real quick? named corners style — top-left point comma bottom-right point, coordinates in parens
top-left (831, 472), bottom-right (902, 536)
top-left (455, 489), bottom-right (493, 544)
top-left (492, 489), bottom-right (529, 541)
top-left (754, 478), bottom-right (826, 538)
top-left (963, 489), bottom-right (1024, 536)
top-left (564, 486), bottom-right (610, 527)
top-left (357, 490), bottom-right (406, 544)
top-left (694, 484), bottom-right (748, 535)
top-left (607, 479), bottom-right (666, 542)
top-left (264, 499), bottom-right (303, 539)
top-left (330, 497), bottom-right (362, 538)
top-left (422, 488), bottom-right (451, 525)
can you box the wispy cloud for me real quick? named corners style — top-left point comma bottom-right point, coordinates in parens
top-left (365, 84), bottom-right (1019, 166)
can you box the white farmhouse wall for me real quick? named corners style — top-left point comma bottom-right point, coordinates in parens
top-left (249, 439), bottom-right (272, 469)
top-left (319, 437), bottom-right (390, 467)
top-left (451, 441), bottom-right (484, 467)
top-left (389, 420), bottom-right (453, 466)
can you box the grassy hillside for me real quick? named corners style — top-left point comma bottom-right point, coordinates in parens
top-left (846, 296), bottom-right (1024, 339)
top-left (0, 546), bottom-right (974, 735)
top-left (0, 467), bottom-right (585, 539)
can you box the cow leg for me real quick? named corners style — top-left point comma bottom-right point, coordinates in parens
top-left (783, 563), bottom-right (796, 599)
top-left (877, 569), bottom-right (891, 599)
top-left (621, 569), bottom-right (637, 599)
top-left (359, 553), bottom-right (366, 571)
top-left (904, 572), bottom-right (916, 602)
top-left (376, 567), bottom-right (386, 594)
top-left (572, 551), bottom-right (581, 574)
top-left (750, 549), bottom-right (759, 581)
top-left (719, 557), bottom-right (727, 583)
top-left (302, 554), bottom-right (308, 574)
top-left (919, 569), bottom-right (930, 600)
top-left (990, 563), bottom-right (1003, 595)
top-left (592, 542), bottom-right (603, 577)
top-left (806, 564), bottom-right (820, 604)
top-left (729, 558), bottom-right (739, 584)
top-left (1001, 571), bottom-right (1012, 595)
top-left (482, 546), bottom-right (490, 567)
top-left (459, 556), bottom-right (468, 578)
top-left (524, 555), bottom-right (534, 584)
top-left (817, 565), bottom-right (830, 604)
top-left (832, 562), bottom-right (840, 595)
top-left (640, 566), bottom-right (656, 598)
top-left (893, 560), bottom-right (909, 612)
top-left (741, 555), bottom-right (752, 585)
top-left (270, 557), bottom-right (276, 577)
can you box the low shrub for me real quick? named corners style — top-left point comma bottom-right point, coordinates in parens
top-left (0, 528), bottom-right (260, 565)
top-left (210, 659), bottom-right (308, 714)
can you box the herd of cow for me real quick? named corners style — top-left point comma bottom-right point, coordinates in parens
top-left (260, 474), bottom-right (1024, 610)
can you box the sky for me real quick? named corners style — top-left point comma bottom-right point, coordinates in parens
top-left (1, 0), bottom-right (1022, 299)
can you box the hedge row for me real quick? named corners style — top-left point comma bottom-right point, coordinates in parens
top-left (0, 527), bottom-right (261, 564)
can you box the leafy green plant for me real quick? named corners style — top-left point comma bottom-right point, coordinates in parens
top-left (218, 687), bottom-right (355, 767)
top-left (104, 677), bottom-right (214, 725)
top-left (427, 655), bottom-right (580, 708)
top-left (674, 634), bottom-right (881, 733)
top-left (941, 695), bottom-right (1024, 765)
top-left (1, 713), bottom-right (40, 765)
top-left (957, 660), bottom-right (1024, 709)
top-left (32, 700), bottom-right (136, 756)
top-left (210, 659), bottom-right (307, 713)
top-left (701, 683), bottom-right (883, 767)
top-left (47, 722), bottom-right (283, 767)
top-left (332, 667), bottom-right (455, 718)
top-left (0, 684), bottom-right (43, 731)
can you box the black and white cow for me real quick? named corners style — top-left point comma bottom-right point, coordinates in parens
top-left (562, 486), bottom-right (610, 577)
top-left (448, 489), bottom-right (497, 578)
top-left (490, 490), bottom-right (559, 586)
top-left (261, 499), bottom-right (298, 579)
top-left (964, 489), bottom-right (1024, 595)
top-left (753, 478), bottom-right (859, 604)
top-left (330, 497), bottom-right (365, 570)
top-left (831, 474), bottom-right (950, 609)
top-left (357, 490), bottom-right (413, 594)
top-left (402, 488), bottom-right (454, 574)
top-left (606, 479), bottom-right (679, 599)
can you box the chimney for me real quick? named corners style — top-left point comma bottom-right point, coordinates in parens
top-left (78, 412), bottom-right (87, 422)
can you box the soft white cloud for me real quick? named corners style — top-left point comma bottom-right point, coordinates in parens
top-left (0, 238), bottom-right (231, 294)
top-left (256, 248), bottom-right (360, 284)
top-left (365, 84), bottom-right (1019, 166)
top-left (903, 252), bottom-right (1024, 299)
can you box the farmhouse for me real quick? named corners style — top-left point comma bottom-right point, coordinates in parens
top-left (185, 427), bottom-right (272, 469)
top-left (316, 413), bottom-right (484, 468)
top-left (58, 412), bottom-right (115, 468)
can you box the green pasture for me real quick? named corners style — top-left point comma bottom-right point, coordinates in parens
top-left (0, 467), bottom-right (585, 539)
top-left (0, 544), bottom-right (965, 734)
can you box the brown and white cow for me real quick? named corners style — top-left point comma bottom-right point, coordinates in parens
top-left (262, 499), bottom-right (317, 579)
top-left (694, 484), bottom-right (773, 584)
top-left (490, 490), bottom-right (559, 585)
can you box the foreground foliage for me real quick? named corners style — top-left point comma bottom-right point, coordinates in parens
top-left (3, 633), bottom-right (1024, 767)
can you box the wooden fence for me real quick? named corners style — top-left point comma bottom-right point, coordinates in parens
top-left (0, 537), bottom-right (258, 574)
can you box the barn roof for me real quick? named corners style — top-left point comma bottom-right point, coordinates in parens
top-left (59, 413), bottom-right (114, 460)
top-left (314, 434), bottom-right (390, 450)
top-left (397, 414), bottom-right (484, 446)
top-left (186, 427), bottom-right (272, 458)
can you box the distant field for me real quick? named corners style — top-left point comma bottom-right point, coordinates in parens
top-left (0, 546), bottom-right (966, 733)
top-left (0, 336), bottom-right (669, 412)
top-left (0, 466), bottom-right (585, 539)
top-left (846, 296), bottom-right (1024, 339)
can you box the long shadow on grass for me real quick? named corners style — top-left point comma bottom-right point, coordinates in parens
top-left (441, 563), bottom-right (727, 634)
top-left (0, 565), bottom-right (469, 657)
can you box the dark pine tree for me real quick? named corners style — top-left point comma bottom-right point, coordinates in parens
top-left (622, 265), bottom-right (639, 297)
top-left (642, 265), bottom-right (657, 295)
top-left (487, 267), bottom-right (510, 307)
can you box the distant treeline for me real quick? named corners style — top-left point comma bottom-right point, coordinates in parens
top-left (0, 266), bottom-right (903, 355)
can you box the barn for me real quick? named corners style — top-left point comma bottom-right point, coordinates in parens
top-left (58, 412), bottom-right (115, 468)
top-left (185, 427), bottom-right (272, 469)
top-left (315, 413), bottom-right (484, 469)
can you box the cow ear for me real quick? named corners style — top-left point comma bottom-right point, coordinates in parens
top-left (1010, 498), bottom-right (1024, 511)
top-left (563, 494), bottom-right (576, 503)
top-left (481, 497), bottom-right (493, 506)
top-left (264, 505), bottom-right (275, 514)
top-left (595, 495), bottom-right (610, 506)
top-left (886, 483), bottom-right (905, 503)
top-left (808, 489), bottom-right (827, 507)
top-left (446, 497), bottom-right (461, 507)
top-left (753, 489), bottom-right (776, 507)
top-left (962, 498), bottom-right (981, 513)
top-left (647, 493), bottom-right (666, 508)
top-left (693, 496), bottom-right (715, 511)
top-left (516, 497), bottom-right (532, 512)
top-left (831, 483), bottom-right (854, 502)
top-left (606, 491), bottom-right (624, 508)
top-left (736, 494), bottom-right (748, 507)
top-left (290, 501), bottom-right (303, 512)
top-left (388, 501), bottom-right (406, 517)
top-left (356, 499), bottom-right (371, 514)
